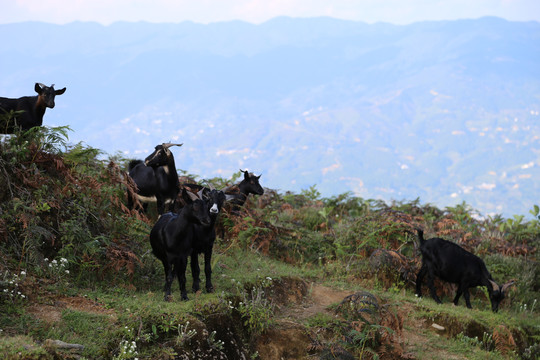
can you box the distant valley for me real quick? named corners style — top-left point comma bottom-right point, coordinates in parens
top-left (0, 17), bottom-right (539, 217)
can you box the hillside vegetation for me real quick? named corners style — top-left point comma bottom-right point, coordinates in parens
top-left (0, 127), bottom-right (539, 359)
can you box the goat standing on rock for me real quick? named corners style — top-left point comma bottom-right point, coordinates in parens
top-left (127, 143), bottom-right (182, 215)
top-left (415, 229), bottom-right (514, 312)
top-left (0, 83), bottom-right (66, 134)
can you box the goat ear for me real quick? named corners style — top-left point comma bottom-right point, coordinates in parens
top-left (501, 280), bottom-right (515, 293)
top-left (55, 87), bottom-right (66, 95)
top-left (181, 189), bottom-right (191, 203)
top-left (256, 174), bottom-right (262, 179)
top-left (489, 279), bottom-right (500, 292)
top-left (35, 83), bottom-right (44, 94)
top-left (241, 169), bottom-right (249, 180)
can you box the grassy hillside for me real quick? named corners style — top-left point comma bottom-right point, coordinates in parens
top-left (0, 127), bottom-right (538, 359)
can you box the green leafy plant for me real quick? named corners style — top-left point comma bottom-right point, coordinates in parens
top-left (301, 185), bottom-right (322, 201)
top-left (206, 330), bottom-right (225, 351)
top-left (456, 331), bottom-right (494, 352)
top-left (175, 321), bottom-right (197, 347)
top-left (236, 280), bottom-right (275, 336)
top-left (498, 206), bottom-right (540, 245)
top-left (114, 339), bottom-right (138, 360)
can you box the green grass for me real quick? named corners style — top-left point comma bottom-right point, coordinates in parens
top-left (408, 328), bottom-right (514, 360)
top-left (0, 335), bottom-right (52, 360)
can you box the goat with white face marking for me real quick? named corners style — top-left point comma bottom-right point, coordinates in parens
top-left (173, 183), bottom-right (227, 293)
top-left (190, 185), bottom-right (226, 293)
top-left (0, 83), bottom-right (66, 134)
top-left (150, 189), bottom-right (211, 301)
top-left (415, 229), bottom-right (514, 312)
top-left (127, 143), bottom-right (182, 215)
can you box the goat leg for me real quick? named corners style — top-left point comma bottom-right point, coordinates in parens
top-left (163, 263), bottom-right (174, 302)
top-left (204, 250), bottom-right (214, 293)
top-left (156, 198), bottom-right (165, 215)
top-left (427, 274), bottom-right (442, 304)
top-left (177, 256), bottom-right (189, 301)
top-left (415, 265), bottom-right (427, 297)
top-left (463, 288), bottom-right (473, 308)
top-left (453, 283), bottom-right (465, 306)
top-left (191, 253), bottom-right (201, 293)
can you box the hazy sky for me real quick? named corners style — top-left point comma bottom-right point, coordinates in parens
top-left (1, 0), bottom-right (539, 25)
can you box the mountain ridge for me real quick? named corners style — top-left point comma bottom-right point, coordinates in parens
top-left (0, 17), bottom-right (539, 217)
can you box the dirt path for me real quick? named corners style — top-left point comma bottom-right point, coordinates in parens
top-left (278, 283), bottom-right (352, 322)
top-left (262, 281), bottom-right (470, 360)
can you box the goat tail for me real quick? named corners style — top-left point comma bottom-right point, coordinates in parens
top-left (404, 227), bottom-right (425, 245)
top-left (416, 228), bottom-right (425, 245)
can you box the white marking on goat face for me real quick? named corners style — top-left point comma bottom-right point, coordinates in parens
top-left (210, 203), bottom-right (219, 214)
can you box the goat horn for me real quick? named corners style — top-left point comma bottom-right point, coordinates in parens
top-left (186, 190), bottom-right (199, 202)
top-left (489, 279), bottom-right (500, 292)
top-left (207, 182), bottom-right (216, 191)
top-left (162, 143), bottom-right (183, 149)
top-left (501, 280), bottom-right (516, 293)
top-left (197, 189), bottom-right (204, 199)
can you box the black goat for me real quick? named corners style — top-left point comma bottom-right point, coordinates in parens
top-left (224, 169), bottom-right (264, 214)
top-left (415, 229), bottom-right (514, 312)
top-left (0, 83), bottom-right (66, 134)
top-left (174, 183), bottom-right (226, 293)
top-left (127, 143), bottom-right (182, 214)
top-left (190, 185), bottom-right (226, 293)
top-left (150, 189), bottom-right (210, 301)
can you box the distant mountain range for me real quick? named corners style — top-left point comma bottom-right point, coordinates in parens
top-left (1, 17), bottom-right (539, 217)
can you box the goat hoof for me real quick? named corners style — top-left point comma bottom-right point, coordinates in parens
top-left (164, 295), bottom-right (173, 302)
top-left (206, 286), bottom-right (214, 293)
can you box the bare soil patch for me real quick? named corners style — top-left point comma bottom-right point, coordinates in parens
top-left (27, 295), bottom-right (116, 324)
top-left (278, 283), bottom-right (352, 322)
